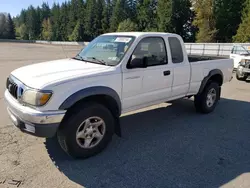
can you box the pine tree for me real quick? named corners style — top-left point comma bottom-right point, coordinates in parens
top-left (125, 0), bottom-right (137, 21)
top-left (172, 0), bottom-right (194, 41)
top-left (214, 0), bottom-right (244, 42)
top-left (0, 13), bottom-right (7, 39)
top-left (59, 2), bottom-right (70, 41)
top-left (110, 0), bottom-right (127, 32)
top-left (193, 0), bottom-right (217, 42)
top-left (117, 18), bottom-right (138, 31)
top-left (41, 2), bottom-right (51, 20)
top-left (137, 0), bottom-right (157, 31)
top-left (41, 18), bottom-right (52, 40)
top-left (6, 14), bottom-right (15, 39)
top-left (95, 0), bottom-right (105, 36)
top-left (68, 0), bottom-right (78, 37)
top-left (19, 24), bottom-right (28, 40)
top-left (69, 21), bottom-right (84, 41)
top-left (84, 0), bottom-right (96, 39)
top-left (233, 0), bottom-right (250, 42)
top-left (26, 5), bottom-right (40, 40)
top-left (51, 3), bottom-right (61, 40)
top-left (157, 0), bottom-right (172, 32)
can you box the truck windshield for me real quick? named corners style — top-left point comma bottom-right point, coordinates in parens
top-left (75, 35), bottom-right (135, 66)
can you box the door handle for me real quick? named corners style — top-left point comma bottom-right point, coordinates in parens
top-left (126, 76), bottom-right (140, 80)
top-left (163, 70), bottom-right (171, 76)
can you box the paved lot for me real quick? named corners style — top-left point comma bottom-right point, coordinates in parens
top-left (0, 42), bottom-right (250, 188)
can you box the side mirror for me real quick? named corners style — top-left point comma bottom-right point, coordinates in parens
top-left (128, 56), bottom-right (148, 69)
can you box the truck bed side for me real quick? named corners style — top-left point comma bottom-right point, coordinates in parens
top-left (187, 58), bottom-right (234, 95)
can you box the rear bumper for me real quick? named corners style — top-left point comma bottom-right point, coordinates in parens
top-left (4, 90), bottom-right (66, 138)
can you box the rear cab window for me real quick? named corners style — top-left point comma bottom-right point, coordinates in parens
top-left (168, 37), bottom-right (184, 63)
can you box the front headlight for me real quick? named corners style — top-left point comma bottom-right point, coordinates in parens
top-left (240, 59), bottom-right (246, 66)
top-left (22, 89), bottom-right (52, 106)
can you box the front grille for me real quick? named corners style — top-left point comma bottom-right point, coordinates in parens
top-left (6, 77), bottom-right (18, 99)
top-left (246, 60), bottom-right (250, 69)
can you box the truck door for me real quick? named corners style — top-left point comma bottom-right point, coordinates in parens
top-left (168, 37), bottom-right (191, 98)
top-left (122, 36), bottom-right (173, 112)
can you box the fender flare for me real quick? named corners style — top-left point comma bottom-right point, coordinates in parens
top-left (198, 69), bottom-right (223, 94)
top-left (59, 86), bottom-right (122, 115)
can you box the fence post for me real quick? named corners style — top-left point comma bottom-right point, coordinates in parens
top-left (217, 44), bottom-right (221, 56)
top-left (202, 44), bottom-right (205, 56)
top-left (190, 44), bottom-right (192, 55)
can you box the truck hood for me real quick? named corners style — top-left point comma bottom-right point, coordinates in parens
top-left (241, 55), bottom-right (250, 59)
top-left (11, 58), bottom-right (112, 89)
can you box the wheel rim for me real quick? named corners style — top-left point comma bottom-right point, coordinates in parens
top-left (206, 88), bottom-right (217, 108)
top-left (76, 116), bottom-right (106, 149)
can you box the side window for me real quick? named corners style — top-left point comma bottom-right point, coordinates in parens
top-left (128, 37), bottom-right (168, 68)
top-left (169, 37), bottom-right (184, 63)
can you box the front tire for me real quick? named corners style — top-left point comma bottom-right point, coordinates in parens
top-left (236, 72), bottom-right (246, 81)
top-left (194, 82), bottom-right (220, 114)
top-left (57, 102), bottom-right (115, 159)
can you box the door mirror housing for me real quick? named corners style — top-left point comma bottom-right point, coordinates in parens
top-left (127, 56), bottom-right (148, 69)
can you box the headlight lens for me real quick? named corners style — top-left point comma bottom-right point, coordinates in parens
top-left (240, 59), bottom-right (246, 66)
top-left (22, 90), bottom-right (52, 106)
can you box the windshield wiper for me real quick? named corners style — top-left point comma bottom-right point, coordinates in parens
top-left (72, 54), bottom-right (84, 61)
top-left (87, 57), bottom-right (108, 66)
top-left (73, 55), bottom-right (109, 66)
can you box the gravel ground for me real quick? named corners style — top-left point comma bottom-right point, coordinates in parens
top-left (0, 42), bottom-right (250, 188)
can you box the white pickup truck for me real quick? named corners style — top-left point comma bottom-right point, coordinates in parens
top-left (230, 45), bottom-right (250, 69)
top-left (5, 32), bottom-right (233, 158)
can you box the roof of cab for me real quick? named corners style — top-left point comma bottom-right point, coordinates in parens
top-left (102, 32), bottom-right (178, 38)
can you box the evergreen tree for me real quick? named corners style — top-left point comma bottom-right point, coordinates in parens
top-left (110, 0), bottom-right (127, 32)
top-left (157, 0), bottom-right (172, 32)
top-left (95, 0), bottom-right (105, 36)
top-left (26, 5), bottom-right (40, 40)
top-left (41, 18), bottom-right (53, 40)
top-left (41, 2), bottom-right (51, 20)
top-left (137, 0), bottom-right (157, 31)
top-left (172, 0), bottom-right (193, 40)
top-left (59, 2), bottom-right (70, 41)
top-left (233, 0), bottom-right (250, 42)
top-left (68, 0), bottom-right (78, 37)
top-left (51, 3), bottom-right (61, 40)
top-left (125, 0), bottom-right (137, 21)
top-left (84, 0), bottom-right (96, 39)
top-left (19, 24), bottom-right (28, 40)
top-left (69, 21), bottom-right (84, 41)
top-left (193, 0), bottom-right (217, 42)
top-left (0, 13), bottom-right (8, 39)
top-left (214, 0), bottom-right (244, 42)
top-left (117, 18), bottom-right (138, 31)
top-left (6, 14), bottom-right (15, 39)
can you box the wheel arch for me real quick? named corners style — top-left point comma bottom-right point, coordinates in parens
top-left (198, 69), bottom-right (223, 95)
top-left (59, 86), bottom-right (122, 136)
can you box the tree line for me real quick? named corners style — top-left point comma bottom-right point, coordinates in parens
top-left (1, 0), bottom-right (250, 43)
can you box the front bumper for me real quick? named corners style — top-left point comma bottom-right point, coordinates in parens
top-left (4, 90), bottom-right (66, 138)
top-left (242, 67), bottom-right (250, 73)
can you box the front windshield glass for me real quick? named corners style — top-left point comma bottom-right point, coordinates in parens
top-left (75, 35), bottom-right (135, 66)
top-left (237, 46), bottom-right (250, 54)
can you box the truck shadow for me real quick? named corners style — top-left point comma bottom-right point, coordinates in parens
top-left (45, 98), bottom-right (250, 188)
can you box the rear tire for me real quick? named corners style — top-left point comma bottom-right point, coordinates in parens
top-left (57, 102), bottom-right (115, 159)
top-left (194, 82), bottom-right (220, 114)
